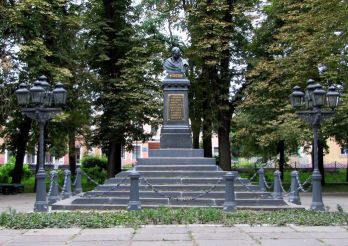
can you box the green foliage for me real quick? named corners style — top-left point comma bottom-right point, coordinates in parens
top-left (0, 208), bottom-right (346, 229)
top-left (80, 166), bottom-right (107, 191)
top-left (233, 0), bottom-right (348, 159)
top-left (0, 158), bottom-right (32, 183)
top-left (81, 155), bottom-right (107, 170)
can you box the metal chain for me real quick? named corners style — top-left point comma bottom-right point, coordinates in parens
top-left (48, 173), bottom-right (55, 195)
top-left (141, 175), bottom-right (224, 201)
top-left (53, 179), bottom-right (64, 191)
top-left (296, 175), bottom-right (312, 192)
top-left (248, 172), bottom-right (258, 182)
top-left (85, 175), bottom-right (129, 198)
top-left (235, 178), bottom-right (269, 199)
top-left (278, 175), bottom-right (291, 194)
top-left (262, 175), bottom-right (272, 189)
top-left (72, 175), bottom-right (77, 186)
top-left (81, 169), bottom-right (100, 186)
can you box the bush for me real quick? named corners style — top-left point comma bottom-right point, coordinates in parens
top-left (80, 155), bottom-right (108, 191)
top-left (81, 155), bottom-right (107, 170)
top-left (0, 157), bottom-right (33, 183)
top-left (81, 166), bottom-right (107, 191)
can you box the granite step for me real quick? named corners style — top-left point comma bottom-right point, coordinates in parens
top-left (116, 171), bottom-right (226, 178)
top-left (149, 149), bottom-right (204, 157)
top-left (69, 197), bottom-right (287, 207)
top-left (83, 190), bottom-right (273, 199)
top-left (105, 177), bottom-right (230, 185)
top-left (135, 165), bottom-right (220, 171)
top-left (137, 157), bottom-right (216, 165)
top-left (52, 203), bottom-right (298, 211)
top-left (94, 184), bottom-right (260, 192)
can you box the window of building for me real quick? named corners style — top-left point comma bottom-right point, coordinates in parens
top-left (132, 145), bottom-right (141, 160)
top-left (341, 147), bottom-right (348, 155)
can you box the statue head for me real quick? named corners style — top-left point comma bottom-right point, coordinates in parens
top-left (171, 47), bottom-right (181, 60)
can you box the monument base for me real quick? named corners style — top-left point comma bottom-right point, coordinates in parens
top-left (160, 126), bottom-right (193, 148)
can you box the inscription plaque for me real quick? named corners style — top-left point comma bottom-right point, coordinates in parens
top-left (168, 94), bottom-right (184, 121)
top-left (169, 73), bottom-right (184, 79)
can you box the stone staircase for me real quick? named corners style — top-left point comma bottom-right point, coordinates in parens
top-left (51, 149), bottom-right (290, 210)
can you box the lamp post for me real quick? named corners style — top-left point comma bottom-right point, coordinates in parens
top-left (16, 75), bottom-right (67, 212)
top-left (289, 79), bottom-right (340, 211)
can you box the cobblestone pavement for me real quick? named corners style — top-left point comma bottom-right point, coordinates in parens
top-left (0, 225), bottom-right (347, 246)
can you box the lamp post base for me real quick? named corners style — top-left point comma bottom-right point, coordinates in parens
top-left (310, 170), bottom-right (325, 211)
top-left (34, 201), bottom-right (48, 212)
top-left (310, 202), bottom-right (325, 211)
top-left (128, 201), bottom-right (141, 211)
top-left (34, 170), bottom-right (48, 212)
top-left (223, 202), bottom-right (236, 212)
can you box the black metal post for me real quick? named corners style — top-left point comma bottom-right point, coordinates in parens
top-left (311, 123), bottom-right (324, 210)
top-left (34, 121), bottom-right (48, 212)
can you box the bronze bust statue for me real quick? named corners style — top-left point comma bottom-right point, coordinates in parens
top-left (163, 47), bottom-right (189, 74)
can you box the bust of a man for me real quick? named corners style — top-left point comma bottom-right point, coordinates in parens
top-left (163, 47), bottom-right (189, 74)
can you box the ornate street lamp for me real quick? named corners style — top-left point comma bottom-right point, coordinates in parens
top-left (15, 75), bottom-right (67, 212)
top-left (289, 79), bottom-right (340, 211)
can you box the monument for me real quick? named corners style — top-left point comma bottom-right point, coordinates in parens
top-left (51, 47), bottom-right (289, 210)
top-left (161, 47), bottom-right (192, 148)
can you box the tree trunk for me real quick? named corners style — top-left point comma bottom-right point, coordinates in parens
top-left (318, 139), bottom-right (325, 186)
top-left (12, 117), bottom-right (32, 184)
top-left (202, 104), bottom-right (212, 157)
top-left (107, 140), bottom-right (122, 178)
top-left (277, 140), bottom-right (285, 180)
top-left (202, 121), bottom-right (212, 157)
top-left (191, 121), bottom-right (200, 149)
top-left (68, 131), bottom-right (77, 175)
top-left (346, 155), bottom-right (348, 182)
top-left (217, 109), bottom-right (231, 171)
top-left (214, 0), bottom-right (233, 171)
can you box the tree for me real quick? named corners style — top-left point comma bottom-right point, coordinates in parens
top-left (1, 0), bottom-right (92, 182)
top-left (86, 0), bottom-right (164, 177)
top-left (235, 0), bottom-right (348, 183)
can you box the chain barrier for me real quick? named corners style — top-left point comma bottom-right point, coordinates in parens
top-left (262, 175), bottom-right (272, 189)
top-left (279, 180), bottom-right (291, 197)
top-left (296, 175), bottom-right (312, 192)
top-left (248, 172), bottom-right (258, 182)
top-left (141, 175), bottom-right (224, 201)
top-left (80, 169), bottom-right (100, 186)
top-left (85, 174), bottom-right (129, 198)
top-left (48, 172), bottom-right (55, 195)
top-left (73, 175), bottom-right (77, 186)
top-left (248, 162), bottom-right (269, 182)
top-left (54, 179), bottom-right (64, 191)
top-left (235, 177), bottom-right (269, 199)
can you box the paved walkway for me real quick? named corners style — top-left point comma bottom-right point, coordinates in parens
top-left (0, 193), bottom-right (348, 245)
top-left (1, 193), bottom-right (348, 213)
top-left (0, 225), bottom-right (347, 246)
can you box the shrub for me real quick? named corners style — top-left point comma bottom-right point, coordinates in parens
top-left (0, 157), bottom-right (33, 183)
top-left (80, 155), bottom-right (108, 191)
top-left (81, 155), bottom-right (107, 170)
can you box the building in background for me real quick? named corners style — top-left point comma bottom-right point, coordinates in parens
top-left (0, 125), bottom-right (347, 168)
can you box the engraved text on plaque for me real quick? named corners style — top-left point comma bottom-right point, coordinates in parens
top-left (168, 94), bottom-right (184, 121)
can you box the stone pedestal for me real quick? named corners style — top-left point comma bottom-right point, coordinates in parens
top-left (160, 73), bottom-right (192, 148)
